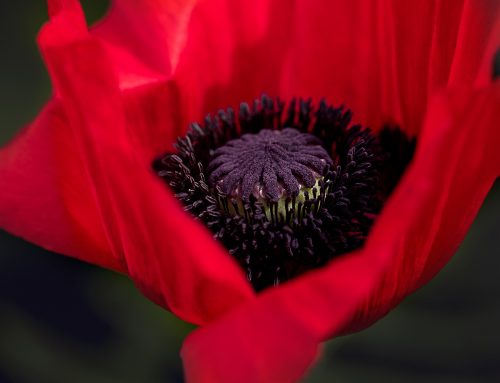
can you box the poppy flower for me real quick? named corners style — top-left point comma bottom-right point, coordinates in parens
top-left (1, 0), bottom-right (499, 382)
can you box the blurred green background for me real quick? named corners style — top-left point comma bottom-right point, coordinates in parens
top-left (0, 2), bottom-right (499, 383)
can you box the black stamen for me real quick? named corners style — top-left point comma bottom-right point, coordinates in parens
top-left (154, 95), bottom-right (416, 291)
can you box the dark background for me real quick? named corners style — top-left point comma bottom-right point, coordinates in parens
top-left (1, 2), bottom-right (499, 382)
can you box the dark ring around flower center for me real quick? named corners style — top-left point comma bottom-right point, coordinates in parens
top-left (154, 95), bottom-right (416, 290)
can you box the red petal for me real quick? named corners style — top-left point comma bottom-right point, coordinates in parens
top-left (43, 8), bottom-right (254, 324)
top-left (121, 81), bottom-right (187, 159)
top-left (0, 102), bottom-right (121, 272)
top-left (90, 0), bottom-right (198, 88)
top-left (182, 299), bottom-right (319, 383)
top-left (279, 0), bottom-right (500, 135)
top-left (0, 3), bottom-right (254, 324)
top-left (47, 0), bottom-right (82, 18)
top-left (164, 0), bottom-right (301, 130)
top-left (155, 0), bottom-right (499, 137)
top-left (59, 0), bottom-right (498, 141)
top-left (0, 1), bottom-right (118, 271)
top-left (449, 0), bottom-right (500, 86)
top-left (181, 83), bottom-right (500, 382)
top-left (353, 84), bottom-right (500, 331)
top-left (3, 4), bottom-right (499, 380)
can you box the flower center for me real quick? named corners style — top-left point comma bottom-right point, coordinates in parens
top-left (154, 95), bottom-right (415, 290)
top-left (208, 128), bottom-right (331, 201)
top-left (207, 128), bottom-right (334, 224)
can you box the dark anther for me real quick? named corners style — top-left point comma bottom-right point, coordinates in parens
top-left (154, 95), bottom-right (416, 291)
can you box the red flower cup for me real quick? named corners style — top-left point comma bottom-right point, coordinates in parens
top-left (1, 0), bottom-right (499, 381)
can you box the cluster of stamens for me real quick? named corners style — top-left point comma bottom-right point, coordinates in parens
top-left (154, 95), bottom-right (415, 290)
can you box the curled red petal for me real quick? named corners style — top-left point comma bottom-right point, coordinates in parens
top-left (346, 84), bottom-right (500, 332)
top-left (0, 101), bottom-right (121, 272)
top-left (181, 84), bottom-right (500, 382)
top-left (38, 6), bottom-right (254, 324)
top-left (182, 299), bottom-right (319, 383)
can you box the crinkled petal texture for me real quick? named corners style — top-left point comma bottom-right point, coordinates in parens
top-left (0, 0), bottom-right (499, 382)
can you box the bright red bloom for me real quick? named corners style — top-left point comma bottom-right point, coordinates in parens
top-left (1, 0), bottom-right (499, 381)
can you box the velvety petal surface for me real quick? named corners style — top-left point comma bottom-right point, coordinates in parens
top-left (182, 83), bottom-right (500, 382)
